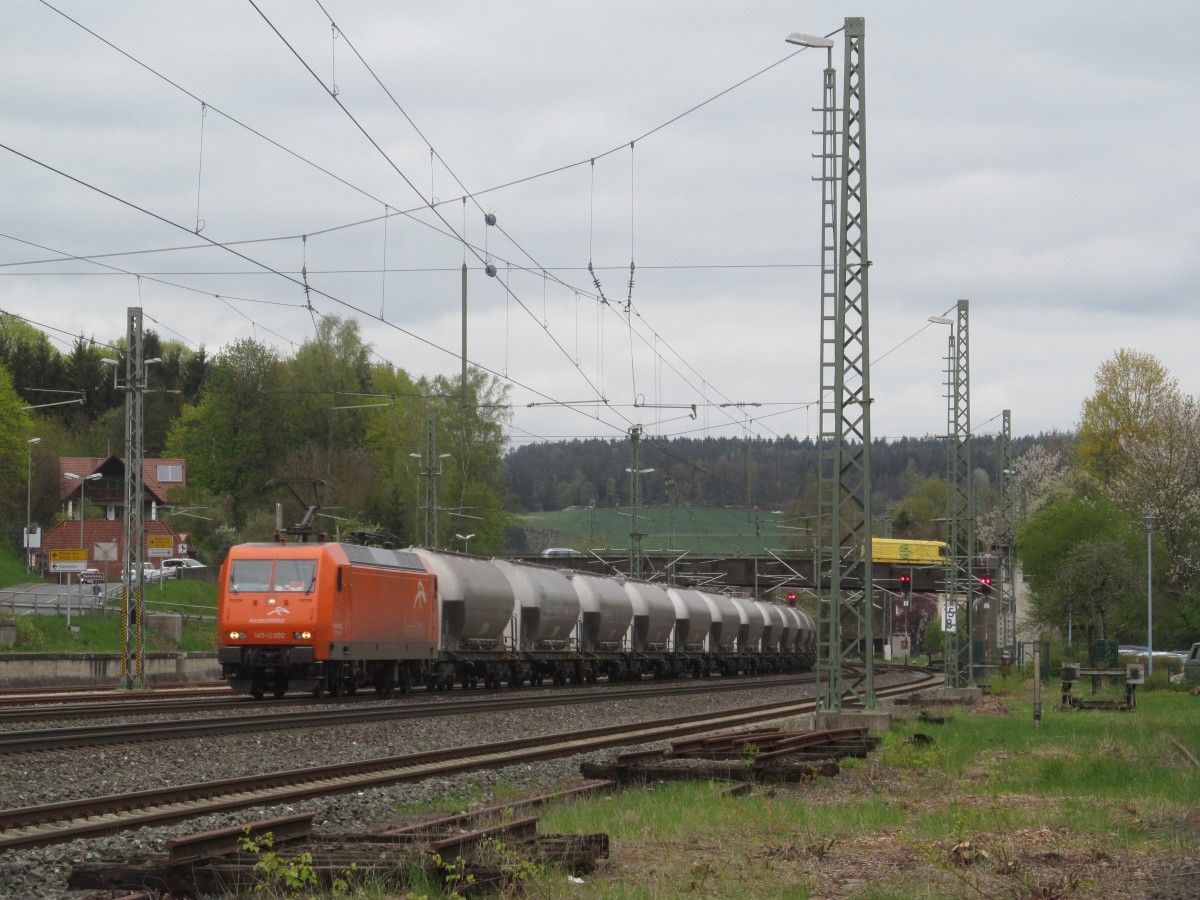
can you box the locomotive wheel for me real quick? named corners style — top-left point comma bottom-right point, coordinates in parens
top-left (312, 683), bottom-right (324, 700)
top-left (272, 686), bottom-right (287, 699)
top-left (251, 687), bottom-right (264, 701)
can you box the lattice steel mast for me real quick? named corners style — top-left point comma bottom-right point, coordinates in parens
top-left (944, 299), bottom-right (974, 688)
top-left (997, 409), bottom-right (1016, 659)
top-left (818, 17), bottom-right (877, 712)
top-left (119, 308), bottom-right (147, 690)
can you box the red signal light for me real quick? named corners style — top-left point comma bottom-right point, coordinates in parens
top-left (786, 591), bottom-right (797, 605)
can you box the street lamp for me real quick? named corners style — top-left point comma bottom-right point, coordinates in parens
top-left (25, 437), bottom-right (40, 573)
top-left (1145, 512), bottom-right (1157, 676)
top-left (455, 533), bottom-right (475, 554)
top-left (62, 471), bottom-right (101, 629)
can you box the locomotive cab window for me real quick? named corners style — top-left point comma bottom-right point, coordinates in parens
top-left (229, 558), bottom-right (316, 593)
top-left (275, 559), bottom-right (317, 591)
top-left (229, 559), bottom-right (272, 593)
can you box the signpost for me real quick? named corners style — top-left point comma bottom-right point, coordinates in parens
top-left (147, 535), bottom-right (173, 558)
top-left (49, 549), bottom-right (88, 628)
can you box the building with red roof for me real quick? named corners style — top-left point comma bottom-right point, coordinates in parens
top-left (40, 456), bottom-right (188, 579)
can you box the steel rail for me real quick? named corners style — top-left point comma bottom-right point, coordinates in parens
top-left (0, 670), bottom-right (808, 722)
top-left (0, 671), bottom-right (941, 850)
top-left (0, 682), bottom-right (229, 708)
top-left (0, 673), bottom-right (823, 748)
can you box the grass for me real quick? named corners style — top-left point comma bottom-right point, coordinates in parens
top-left (0, 549), bottom-right (36, 587)
top-left (384, 684), bottom-right (1200, 899)
top-left (1, 574), bottom-right (218, 653)
top-left (4, 606), bottom-right (217, 654)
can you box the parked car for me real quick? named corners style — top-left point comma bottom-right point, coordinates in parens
top-left (79, 568), bottom-right (104, 585)
top-left (160, 557), bottom-right (206, 579)
top-left (121, 562), bottom-right (161, 582)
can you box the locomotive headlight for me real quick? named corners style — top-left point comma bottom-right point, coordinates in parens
top-left (228, 631), bottom-right (246, 640)
top-left (293, 631), bottom-right (312, 640)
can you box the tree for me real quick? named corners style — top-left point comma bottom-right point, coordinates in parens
top-left (1016, 492), bottom-right (1148, 643)
top-left (1040, 539), bottom-right (1140, 645)
top-left (1076, 349), bottom-right (1178, 485)
top-left (421, 369), bottom-right (512, 555)
top-left (889, 475), bottom-right (947, 540)
top-left (163, 338), bottom-right (288, 521)
top-left (1017, 493), bottom-right (1127, 593)
top-left (1111, 393), bottom-right (1200, 588)
top-left (0, 364), bottom-right (35, 540)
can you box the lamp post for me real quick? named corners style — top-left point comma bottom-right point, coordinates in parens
top-left (455, 533), bottom-right (475, 554)
top-left (1145, 513), bottom-right (1157, 676)
top-left (62, 471), bottom-right (101, 628)
top-left (25, 437), bottom-right (40, 573)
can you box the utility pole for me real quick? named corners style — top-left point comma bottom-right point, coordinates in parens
top-left (816, 17), bottom-right (877, 715)
top-left (119, 308), bottom-right (147, 690)
top-left (666, 476), bottom-right (677, 586)
top-left (626, 425), bottom-right (651, 580)
top-left (410, 412), bottom-right (447, 549)
top-left (943, 299), bottom-right (974, 688)
top-left (997, 410), bottom-right (1016, 660)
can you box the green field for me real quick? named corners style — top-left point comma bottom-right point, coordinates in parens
top-left (516, 505), bottom-right (807, 556)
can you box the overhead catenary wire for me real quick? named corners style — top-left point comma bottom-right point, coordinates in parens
top-left (19, 1), bottom-right (800, 447)
top-left (9, 5), bottom-right (849, 458)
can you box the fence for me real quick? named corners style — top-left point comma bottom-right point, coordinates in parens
top-left (0, 589), bottom-right (214, 622)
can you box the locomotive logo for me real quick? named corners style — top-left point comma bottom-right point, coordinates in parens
top-left (267, 606), bottom-right (291, 617)
top-left (413, 582), bottom-right (428, 608)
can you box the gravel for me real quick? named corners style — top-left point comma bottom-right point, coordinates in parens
top-left (0, 679), bottom-right (825, 899)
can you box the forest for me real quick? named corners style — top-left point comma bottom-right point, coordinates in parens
top-left (501, 431), bottom-right (1063, 515)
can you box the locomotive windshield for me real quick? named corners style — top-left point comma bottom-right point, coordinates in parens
top-left (229, 558), bottom-right (317, 593)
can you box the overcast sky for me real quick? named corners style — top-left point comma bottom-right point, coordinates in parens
top-left (2, 1), bottom-right (1196, 450)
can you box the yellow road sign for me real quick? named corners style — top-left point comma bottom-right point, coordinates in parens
top-left (147, 535), bottom-right (173, 549)
top-left (49, 549), bottom-right (87, 561)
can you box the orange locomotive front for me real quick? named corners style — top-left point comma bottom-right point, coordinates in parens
top-left (217, 542), bottom-right (439, 699)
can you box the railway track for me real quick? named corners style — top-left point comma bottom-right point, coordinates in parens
top-left (0, 670), bottom-right (941, 850)
top-left (0, 673), bottom-right (822, 751)
top-left (0, 681), bottom-right (229, 708)
top-left (0, 671), bottom-right (814, 721)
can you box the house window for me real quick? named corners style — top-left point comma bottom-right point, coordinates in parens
top-left (157, 465), bottom-right (183, 482)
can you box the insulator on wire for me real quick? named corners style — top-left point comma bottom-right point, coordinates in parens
top-left (484, 212), bottom-right (497, 226)
top-left (485, 263), bottom-right (497, 277)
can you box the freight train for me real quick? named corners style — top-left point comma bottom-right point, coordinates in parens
top-left (216, 539), bottom-right (817, 700)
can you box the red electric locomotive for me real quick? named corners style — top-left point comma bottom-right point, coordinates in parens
top-left (217, 541), bottom-right (437, 699)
